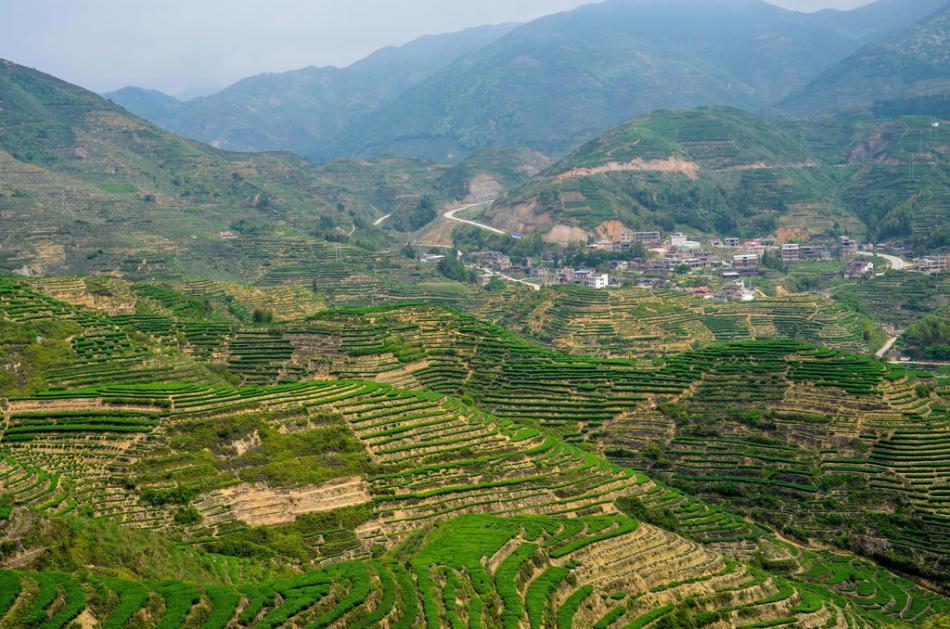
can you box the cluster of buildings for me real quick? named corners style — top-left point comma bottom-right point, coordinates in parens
top-left (587, 230), bottom-right (662, 251)
top-left (778, 236), bottom-right (857, 263)
top-left (843, 259), bottom-right (875, 280)
top-left (456, 226), bottom-right (948, 292)
top-left (912, 254), bottom-right (950, 275)
top-left (557, 268), bottom-right (610, 289)
top-left (644, 233), bottom-right (857, 275)
top-left (465, 250), bottom-right (611, 289)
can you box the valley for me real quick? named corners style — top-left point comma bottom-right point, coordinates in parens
top-left (0, 0), bottom-right (948, 626)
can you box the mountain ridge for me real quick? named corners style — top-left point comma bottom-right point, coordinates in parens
top-left (484, 105), bottom-right (949, 247)
top-left (106, 23), bottom-right (518, 156)
top-left (107, 0), bottom-right (949, 163)
top-left (781, 2), bottom-right (950, 115)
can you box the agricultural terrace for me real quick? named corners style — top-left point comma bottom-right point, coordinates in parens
top-left (2, 510), bottom-right (920, 628)
top-left (7, 284), bottom-right (940, 579)
top-left (836, 271), bottom-right (950, 329)
top-left (515, 284), bottom-right (882, 358)
top-left (1, 287), bottom-right (949, 624)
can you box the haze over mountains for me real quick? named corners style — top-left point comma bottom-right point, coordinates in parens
top-left (108, 24), bottom-right (517, 157)
top-left (782, 3), bottom-right (950, 114)
top-left (0, 59), bottom-right (546, 276)
top-left (107, 0), bottom-right (949, 162)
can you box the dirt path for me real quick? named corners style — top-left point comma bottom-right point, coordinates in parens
top-left (473, 265), bottom-right (541, 292)
top-left (876, 336), bottom-right (898, 359)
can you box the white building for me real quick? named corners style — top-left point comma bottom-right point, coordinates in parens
top-left (781, 243), bottom-right (800, 263)
top-left (669, 232), bottom-right (688, 248)
top-left (588, 273), bottom-right (609, 289)
top-left (571, 269), bottom-right (609, 289)
top-left (733, 253), bottom-right (759, 269)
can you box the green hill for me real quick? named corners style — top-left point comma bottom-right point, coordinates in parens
top-left (333, 0), bottom-right (947, 161)
top-left (782, 5), bottom-right (950, 116)
top-left (0, 60), bottom-right (545, 277)
top-left (484, 107), bottom-right (949, 248)
top-left (106, 24), bottom-right (517, 159)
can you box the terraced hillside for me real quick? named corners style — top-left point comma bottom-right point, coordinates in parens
top-left (15, 273), bottom-right (887, 362)
top-left (500, 284), bottom-right (883, 358)
top-left (2, 372), bottom-right (947, 627)
top-left (837, 271), bottom-right (950, 329)
top-left (3, 277), bottom-right (946, 589)
top-left (485, 108), bottom-right (948, 248)
top-left (238, 308), bottom-right (949, 582)
top-left (5, 507), bottom-right (934, 629)
top-left (0, 275), bottom-right (948, 625)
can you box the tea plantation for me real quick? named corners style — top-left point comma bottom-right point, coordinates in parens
top-left (1, 276), bottom-right (948, 627)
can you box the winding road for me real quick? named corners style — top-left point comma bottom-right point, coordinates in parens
top-left (442, 202), bottom-right (540, 290)
top-left (444, 202), bottom-right (506, 235)
top-left (856, 250), bottom-right (908, 271)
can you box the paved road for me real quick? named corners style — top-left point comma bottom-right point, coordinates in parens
top-left (444, 202), bottom-right (506, 235)
top-left (856, 250), bottom-right (908, 271)
top-left (889, 359), bottom-right (950, 367)
top-left (373, 213), bottom-right (391, 226)
top-left (876, 336), bottom-right (898, 359)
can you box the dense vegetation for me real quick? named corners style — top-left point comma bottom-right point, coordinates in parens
top-left (781, 6), bottom-right (950, 116)
top-left (903, 310), bottom-right (950, 359)
top-left (488, 107), bottom-right (948, 247)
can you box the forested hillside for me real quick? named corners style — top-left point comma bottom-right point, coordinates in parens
top-left (782, 5), bottom-right (950, 115)
top-left (485, 107), bottom-right (949, 247)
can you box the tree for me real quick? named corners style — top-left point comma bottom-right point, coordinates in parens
top-left (391, 195), bottom-right (437, 232)
top-left (437, 253), bottom-right (475, 284)
top-left (903, 310), bottom-right (950, 359)
top-left (252, 309), bottom-right (274, 323)
top-left (484, 276), bottom-right (506, 292)
top-left (760, 249), bottom-right (786, 273)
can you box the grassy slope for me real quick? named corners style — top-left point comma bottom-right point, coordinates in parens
top-left (0, 60), bottom-right (546, 278)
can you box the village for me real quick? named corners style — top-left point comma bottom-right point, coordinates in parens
top-left (423, 227), bottom-right (950, 300)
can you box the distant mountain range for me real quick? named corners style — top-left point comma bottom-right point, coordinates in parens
top-left (107, 0), bottom-right (949, 162)
top-left (781, 2), bottom-right (950, 115)
top-left (0, 60), bottom-right (544, 276)
top-left (106, 24), bottom-right (517, 158)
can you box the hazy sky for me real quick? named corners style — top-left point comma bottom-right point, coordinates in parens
top-left (1, 0), bottom-right (874, 99)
